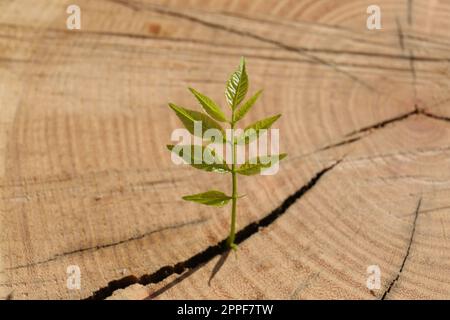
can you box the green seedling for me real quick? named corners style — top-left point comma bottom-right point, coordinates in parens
top-left (167, 58), bottom-right (286, 250)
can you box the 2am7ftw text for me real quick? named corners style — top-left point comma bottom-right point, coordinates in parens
top-left (177, 303), bottom-right (274, 318)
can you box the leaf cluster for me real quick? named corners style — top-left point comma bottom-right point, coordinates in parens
top-left (167, 58), bottom-right (286, 206)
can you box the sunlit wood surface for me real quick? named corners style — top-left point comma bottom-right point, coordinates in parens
top-left (1, 0), bottom-right (450, 299)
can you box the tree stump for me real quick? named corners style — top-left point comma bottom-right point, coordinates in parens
top-left (1, 0), bottom-right (450, 300)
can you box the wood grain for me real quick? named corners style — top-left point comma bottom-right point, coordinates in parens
top-left (0, 0), bottom-right (449, 299)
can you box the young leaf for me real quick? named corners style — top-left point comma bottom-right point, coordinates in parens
top-left (234, 90), bottom-right (262, 122)
top-left (237, 114), bottom-right (282, 144)
top-left (236, 154), bottom-right (287, 176)
top-left (225, 57), bottom-right (248, 110)
top-left (183, 190), bottom-right (232, 206)
top-left (168, 103), bottom-right (224, 137)
top-left (167, 144), bottom-right (230, 173)
top-left (189, 88), bottom-right (227, 122)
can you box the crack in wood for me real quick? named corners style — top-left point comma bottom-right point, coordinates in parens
top-left (381, 198), bottom-right (422, 300)
top-left (6, 218), bottom-right (208, 271)
top-left (421, 110), bottom-right (450, 123)
top-left (343, 110), bottom-right (450, 144)
top-left (318, 136), bottom-right (364, 152)
top-left (345, 109), bottom-right (419, 138)
top-left (85, 158), bottom-right (343, 300)
top-left (292, 110), bottom-right (450, 161)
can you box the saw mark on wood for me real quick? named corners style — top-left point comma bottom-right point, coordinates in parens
top-left (381, 198), bottom-right (422, 300)
top-left (85, 159), bottom-right (343, 300)
top-left (17, 25), bottom-right (450, 64)
top-left (72, 29), bottom-right (270, 51)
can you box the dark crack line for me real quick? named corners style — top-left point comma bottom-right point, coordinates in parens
top-left (85, 159), bottom-right (343, 300)
top-left (296, 109), bottom-right (450, 160)
top-left (297, 110), bottom-right (425, 160)
top-left (343, 110), bottom-right (450, 144)
top-left (318, 136), bottom-right (363, 152)
top-left (381, 198), bottom-right (422, 300)
top-left (6, 218), bottom-right (208, 271)
top-left (345, 109), bottom-right (419, 138)
top-left (421, 110), bottom-right (450, 123)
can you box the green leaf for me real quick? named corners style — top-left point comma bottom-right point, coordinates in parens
top-left (236, 154), bottom-right (287, 176)
top-left (234, 90), bottom-right (262, 122)
top-left (167, 144), bottom-right (230, 173)
top-left (168, 103), bottom-right (224, 138)
top-left (225, 57), bottom-right (248, 110)
top-left (189, 88), bottom-right (227, 122)
top-left (237, 114), bottom-right (281, 144)
top-left (182, 190), bottom-right (232, 206)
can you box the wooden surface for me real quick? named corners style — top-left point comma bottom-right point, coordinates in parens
top-left (1, 0), bottom-right (450, 300)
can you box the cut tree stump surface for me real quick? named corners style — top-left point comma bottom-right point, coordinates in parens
top-left (1, 0), bottom-right (450, 299)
